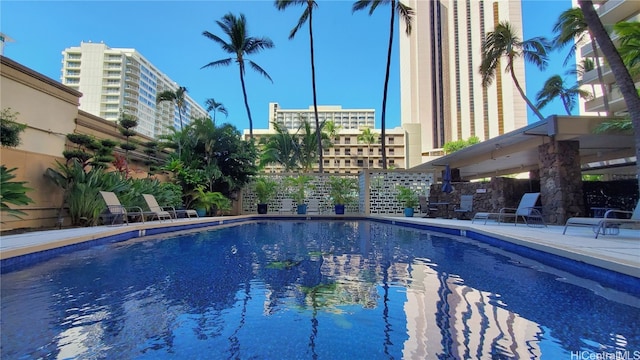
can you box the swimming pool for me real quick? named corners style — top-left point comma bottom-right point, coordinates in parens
top-left (1, 220), bottom-right (639, 359)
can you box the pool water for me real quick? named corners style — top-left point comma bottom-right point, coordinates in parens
top-left (1, 220), bottom-right (639, 359)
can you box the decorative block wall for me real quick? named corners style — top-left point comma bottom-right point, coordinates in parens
top-left (240, 170), bottom-right (435, 215)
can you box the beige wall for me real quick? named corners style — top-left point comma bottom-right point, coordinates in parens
top-left (1, 56), bottom-right (162, 231)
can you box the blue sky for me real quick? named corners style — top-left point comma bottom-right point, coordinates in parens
top-left (1, 0), bottom-right (574, 132)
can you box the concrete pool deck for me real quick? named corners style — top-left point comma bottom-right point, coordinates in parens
top-left (1, 215), bottom-right (638, 278)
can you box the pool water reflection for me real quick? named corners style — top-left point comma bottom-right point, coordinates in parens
top-left (1, 220), bottom-right (638, 359)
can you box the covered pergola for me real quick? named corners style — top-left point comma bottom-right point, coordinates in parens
top-left (414, 115), bottom-right (636, 180)
top-left (412, 115), bottom-right (636, 224)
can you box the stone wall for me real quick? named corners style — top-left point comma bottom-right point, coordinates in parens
top-left (428, 177), bottom-right (540, 219)
top-left (538, 140), bottom-right (584, 224)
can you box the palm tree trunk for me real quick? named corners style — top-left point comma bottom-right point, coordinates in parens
top-left (309, 6), bottom-right (323, 173)
top-left (579, 0), bottom-right (640, 193)
top-left (510, 69), bottom-right (546, 121)
top-left (589, 33), bottom-right (611, 116)
top-left (380, 1), bottom-right (396, 170)
top-left (239, 65), bottom-right (254, 140)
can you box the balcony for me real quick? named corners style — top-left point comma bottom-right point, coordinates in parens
top-left (596, 0), bottom-right (640, 25)
top-left (124, 91), bottom-right (137, 101)
top-left (584, 85), bottom-right (630, 113)
top-left (581, 65), bottom-right (616, 85)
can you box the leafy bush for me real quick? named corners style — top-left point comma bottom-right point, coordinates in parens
top-left (0, 165), bottom-right (34, 219)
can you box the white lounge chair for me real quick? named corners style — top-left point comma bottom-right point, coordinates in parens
top-left (99, 191), bottom-right (145, 225)
top-left (307, 199), bottom-right (320, 214)
top-left (563, 201), bottom-right (640, 238)
top-left (453, 195), bottom-right (473, 219)
top-left (142, 194), bottom-right (175, 222)
top-left (278, 198), bottom-right (295, 214)
top-left (142, 194), bottom-right (198, 220)
top-left (472, 192), bottom-right (545, 227)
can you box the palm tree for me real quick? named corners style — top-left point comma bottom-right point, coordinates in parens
top-left (204, 98), bottom-right (228, 123)
top-left (479, 21), bottom-right (550, 121)
top-left (353, 0), bottom-right (413, 169)
top-left (578, 0), bottom-right (640, 192)
top-left (274, 0), bottom-right (324, 173)
top-left (357, 127), bottom-right (378, 169)
top-left (260, 121), bottom-right (301, 172)
top-left (535, 75), bottom-right (591, 115)
top-left (552, 7), bottom-right (611, 115)
top-left (613, 21), bottom-right (640, 76)
top-left (322, 120), bottom-right (341, 148)
top-left (202, 13), bottom-right (274, 140)
top-left (156, 86), bottom-right (188, 131)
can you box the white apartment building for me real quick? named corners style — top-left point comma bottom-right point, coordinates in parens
top-left (268, 102), bottom-right (375, 131)
top-left (60, 42), bottom-right (208, 138)
top-left (400, 0), bottom-right (529, 165)
top-left (574, 0), bottom-right (640, 116)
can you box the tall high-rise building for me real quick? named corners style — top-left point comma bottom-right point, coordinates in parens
top-left (574, 0), bottom-right (640, 117)
top-left (400, 0), bottom-right (528, 162)
top-left (268, 102), bottom-right (375, 131)
top-left (60, 42), bottom-right (208, 138)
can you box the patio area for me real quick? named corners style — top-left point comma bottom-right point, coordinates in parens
top-left (1, 215), bottom-right (638, 279)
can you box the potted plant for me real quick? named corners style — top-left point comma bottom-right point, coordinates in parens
top-left (396, 185), bottom-right (419, 217)
top-left (253, 177), bottom-right (279, 214)
top-left (191, 186), bottom-right (231, 217)
top-left (285, 175), bottom-right (314, 214)
top-left (328, 176), bottom-right (358, 215)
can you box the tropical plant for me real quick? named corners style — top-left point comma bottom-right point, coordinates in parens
top-left (1, 165), bottom-right (34, 219)
top-left (275, 0), bottom-right (324, 172)
top-left (44, 160), bottom-right (129, 226)
top-left (613, 21), bottom-right (640, 76)
top-left (118, 111), bottom-right (138, 174)
top-left (260, 121), bottom-right (301, 172)
top-left (552, 7), bottom-right (610, 115)
top-left (285, 174), bottom-right (313, 204)
top-left (297, 119), bottom-right (324, 172)
top-left (204, 98), bottom-right (228, 122)
top-left (202, 12), bottom-right (274, 139)
top-left (253, 176), bottom-right (279, 204)
top-left (357, 127), bottom-right (378, 168)
top-left (191, 186), bottom-right (231, 215)
top-left (535, 75), bottom-right (591, 115)
top-left (442, 136), bottom-right (479, 154)
top-left (578, 0), bottom-right (640, 193)
top-left (157, 86), bottom-right (188, 131)
top-left (395, 185), bottom-right (418, 208)
top-left (322, 120), bottom-right (341, 148)
top-left (328, 176), bottom-right (358, 205)
top-left (479, 21), bottom-right (550, 121)
top-left (353, 0), bottom-right (413, 169)
top-left (0, 108), bottom-right (26, 148)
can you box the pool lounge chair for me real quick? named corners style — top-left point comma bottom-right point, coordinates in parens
top-left (142, 194), bottom-right (198, 220)
top-left (278, 198), bottom-right (295, 214)
top-left (99, 191), bottom-right (145, 225)
top-left (141, 194), bottom-right (176, 222)
top-left (453, 195), bottom-right (474, 219)
top-left (306, 199), bottom-right (320, 214)
top-left (563, 202), bottom-right (640, 238)
top-left (472, 192), bottom-right (545, 227)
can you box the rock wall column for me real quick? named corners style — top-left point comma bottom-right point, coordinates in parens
top-left (538, 140), bottom-right (584, 224)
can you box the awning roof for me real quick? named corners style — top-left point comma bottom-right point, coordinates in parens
top-left (412, 115), bottom-right (636, 180)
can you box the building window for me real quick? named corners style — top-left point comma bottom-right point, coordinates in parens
top-left (388, 137), bottom-right (394, 144)
top-left (357, 148), bottom-right (363, 155)
top-left (357, 159), bottom-right (364, 167)
top-left (345, 159), bottom-right (351, 166)
top-left (344, 137), bottom-right (351, 144)
top-left (369, 160), bottom-right (374, 167)
top-left (335, 148), bottom-right (340, 155)
top-left (345, 148), bottom-right (351, 156)
top-left (389, 148), bottom-right (395, 155)
top-left (324, 159), bottom-right (330, 166)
